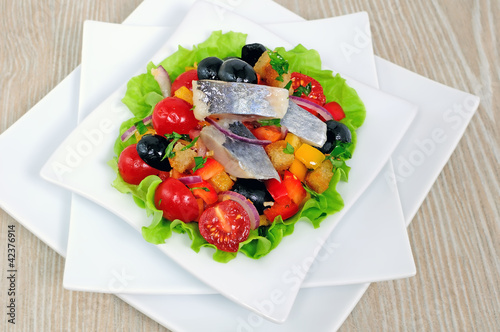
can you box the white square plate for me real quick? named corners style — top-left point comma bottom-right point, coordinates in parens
top-left (62, 16), bottom-right (415, 295)
top-left (40, 1), bottom-right (416, 323)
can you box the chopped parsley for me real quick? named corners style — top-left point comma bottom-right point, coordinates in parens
top-left (325, 142), bottom-right (353, 182)
top-left (267, 50), bottom-right (289, 82)
top-left (283, 142), bottom-right (295, 154)
top-left (162, 132), bottom-right (183, 160)
top-left (181, 136), bottom-right (199, 151)
top-left (192, 156), bottom-right (207, 172)
top-left (257, 118), bottom-right (281, 127)
top-left (189, 186), bottom-right (210, 192)
top-left (292, 82), bottom-right (312, 97)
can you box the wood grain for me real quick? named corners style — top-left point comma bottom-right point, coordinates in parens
top-left (1, 0), bottom-right (498, 331)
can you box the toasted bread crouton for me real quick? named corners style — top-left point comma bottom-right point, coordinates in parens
top-left (254, 51), bottom-right (292, 90)
top-left (169, 141), bottom-right (197, 173)
top-left (264, 140), bottom-right (295, 172)
top-left (305, 160), bottom-right (334, 194)
top-left (208, 171), bottom-right (234, 192)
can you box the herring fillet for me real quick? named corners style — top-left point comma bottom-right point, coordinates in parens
top-left (199, 124), bottom-right (280, 181)
top-left (192, 80), bottom-right (289, 120)
top-left (281, 100), bottom-right (327, 147)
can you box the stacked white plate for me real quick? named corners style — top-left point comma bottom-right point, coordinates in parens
top-left (0, 0), bottom-right (479, 330)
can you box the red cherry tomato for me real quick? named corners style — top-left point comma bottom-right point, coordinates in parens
top-left (154, 178), bottom-right (200, 222)
top-left (118, 144), bottom-right (159, 185)
top-left (290, 72), bottom-right (326, 106)
top-left (199, 200), bottom-right (250, 252)
top-left (323, 101), bottom-right (346, 121)
top-left (171, 69), bottom-right (198, 94)
top-left (152, 97), bottom-right (199, 136)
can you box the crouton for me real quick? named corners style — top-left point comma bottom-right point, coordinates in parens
top-left (169, 141), bottom-right (197, 173)
top-left (208, 171), bottom-right (234, 192)
top-left (305, 160), bottom-right (334, 194)
top-left (253, 51), bottom-right (292, 90)
top-left (264, 140), bottom-right (295, 172)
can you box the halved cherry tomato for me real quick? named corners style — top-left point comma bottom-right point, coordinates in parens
top-left (199, 200), bottom-right (250, 252)
top-left (265, 178), bottom-right (291, 205)
top-left (154, 178), bottom-right (199, 222)
top-left (290, 72), bottom-right (326, 106)
top-left (323, 101), bottom-right (346, 121)
top-left (264, 201), bottom-right (299, 223)
top-left (188, 180), bottom-right (218, 205)
top-left (251, 126), bottom-right (282, 142)
top-left (282, 171), bottom-right (307, 205)
top-left (193, 157), bottom-right (225, 180)
top-left (152, 97), bottom-right (199, 136)
top-left (118, 144), bottom-right (159, 185)
top-left (171, 69), bottom-right (198, 95)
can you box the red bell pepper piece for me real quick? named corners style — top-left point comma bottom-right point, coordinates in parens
top-left (188, 180), bottom-right (218, 205)
top-left (264, 201), bottom-right (299, 222)
top-left (282, 171), bottom-right (307, 205)
top-left (193, 157), bottom-right (225, 180)
top-left (265, 178), bottom-right (291, 205)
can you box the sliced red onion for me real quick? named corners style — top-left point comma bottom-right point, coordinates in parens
top-left (206, 118), bottom-right (271, 145)
top-left (178, 175), bottom-right (203, 186)
top-left (289, 95), bottom-right (333, 121)
top-left (151, 65), bottom-right (172, 97)
top-left (120, 115), bottom-right (153, 142)
top-left (219, 191), bottom-right (260, 230)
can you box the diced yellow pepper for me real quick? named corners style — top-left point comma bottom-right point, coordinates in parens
top-left (174, 86), bottom-right (193, 105)
top-left (285, 132), bottom-right (302, 151)
top-left (295, 143), bottom-right (325, 169)
top-left (289, 158), bottom-right (308, 182)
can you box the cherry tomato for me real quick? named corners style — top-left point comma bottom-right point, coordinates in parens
top-left (118, 144), bottom-right (159, 185)
top-left (323, 101), bottom-right (346, 121)
top-left (152, 97), bottom-right (199, 136)
top-left (154, 178), bottom-right (200, 222)
top-left (290, 72), bottom-right (326, 106)
top-left (199, 200), bottom-right (250, 252)
top-left (171, 69), bottom-right (198, 94)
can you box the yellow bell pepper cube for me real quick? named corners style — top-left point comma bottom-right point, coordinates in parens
top-left (289, 158), bottom-right (308, 182)
top-left (295, 143), bottom-right (325, 169)
top-left (174, 86), bottom-right (193, 105)
top-left (285, 132), bottom-right (302, 151)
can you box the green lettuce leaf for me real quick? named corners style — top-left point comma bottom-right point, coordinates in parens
top-left (110, 31), bottom-right (365, 263)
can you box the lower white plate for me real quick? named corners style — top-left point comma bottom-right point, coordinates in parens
top-left (0, 0), bottom-right (479, 330)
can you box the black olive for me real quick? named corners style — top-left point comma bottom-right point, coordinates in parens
top-left (241, 43), bottom-right (267, 67)
top-left (197, 57), bottom-right (223, 80)
top-left (231, 179), bottom-right (272, 214)
top-left (218, 58), bottom-right (258, 84)
top-left (136, 134), bottom-right (172, 171)
top-left (319, 120), bottom-right (352, 154)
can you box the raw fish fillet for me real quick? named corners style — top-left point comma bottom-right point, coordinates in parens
top-left (192, 80), bottom-right (289, 120)
top-left (281, 101), bottom-right (327, 147)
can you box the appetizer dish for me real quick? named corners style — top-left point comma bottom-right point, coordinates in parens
top-left (109, 31), bottom-right (366, 262)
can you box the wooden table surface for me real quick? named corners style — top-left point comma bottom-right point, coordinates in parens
top-left (1, 0), bottom-right (498, 331)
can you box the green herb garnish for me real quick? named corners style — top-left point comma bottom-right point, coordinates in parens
top-left (283, 142), bottom-right (295, 154)
top-left (192, 156), bottom-right (207, 172)
top-left (292, 82), bottom-right (312, 97)
top-left (181, 136), bottom-right (199, 151)
top-left (257, 118), bottom-right (281, 127)
top-left (189, 186), bottom-right (210, 192)
top-left (162, 132), bottom-right (183, 160)
top-left (267, 50), bottom-right (289, 82)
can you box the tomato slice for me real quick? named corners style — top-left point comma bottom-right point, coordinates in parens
top-left (118, 144), bottom-right (159, 185)
top-left (154, 178), bottom-right (200, 222)
top-left (171, 69), bottom-right (198, 95)
top-left (290, 72), bottom-right (326, 106)
top-left (323, 101), bottom-right (346, 121)
top-left (152, 97), bottom-right (199, 136)
top-left (199, 200), bottom-right (250, 252)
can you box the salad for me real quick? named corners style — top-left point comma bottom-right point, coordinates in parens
top-left (109, 31), bottom-right (366, 263)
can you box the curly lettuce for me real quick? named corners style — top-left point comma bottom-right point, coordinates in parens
top-left (110, 31), bottom-right (366, 263)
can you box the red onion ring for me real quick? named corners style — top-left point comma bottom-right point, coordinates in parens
top-left (151, 65), bottom-right (172, 97)
top-left (120, 115), bottom-right (153, 142)
top-left (178, 175), bottom-right (203, 186)
top-left (206, 118), bottom-right (271, 145)
top-left (219, 191), bottom-right (260, 230)
top-left (289, 96), bottom-right (333, 121)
